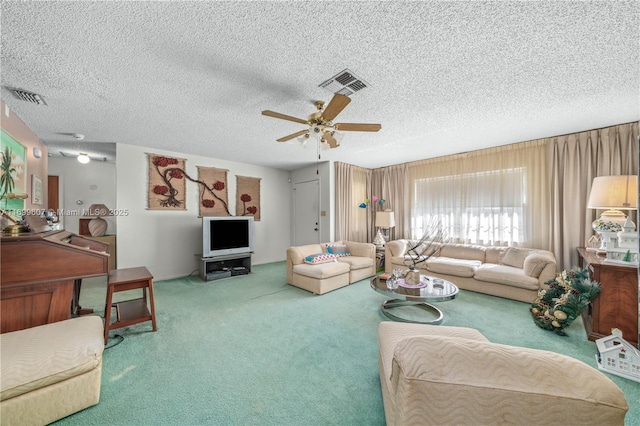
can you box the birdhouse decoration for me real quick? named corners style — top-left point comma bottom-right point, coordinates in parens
top-left (605, 216), bottom-right (639, 264)
top-left (595, 328), bottom-right (640, 383)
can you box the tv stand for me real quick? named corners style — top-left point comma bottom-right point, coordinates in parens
top-left (196, 253), bottom-right (252, 282)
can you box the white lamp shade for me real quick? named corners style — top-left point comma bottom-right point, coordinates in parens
top-left (87, 204), bottom-right (112, 217)
top-left (375, 211), bottom-right (395, 228)
top-left (587, 175), bottom-right (637, 210)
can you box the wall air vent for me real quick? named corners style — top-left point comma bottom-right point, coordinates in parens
top-left (319, 69), bottom-right (369, 97)
top-left (10, 88), bottom-right (47, 105)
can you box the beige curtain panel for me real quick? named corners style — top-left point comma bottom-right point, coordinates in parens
top-left (370, 164), bottom-right (410, 241)
top-left (548, 122), bottom-right (638, 269)
top-left (335, 162), bottom-right (371, 242)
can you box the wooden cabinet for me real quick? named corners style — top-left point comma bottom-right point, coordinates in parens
top-left (577, 247), bottom-right (638, 347)
top-left (87, 235), bottom-right (117, 270)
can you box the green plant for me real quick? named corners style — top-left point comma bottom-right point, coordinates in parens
top-left (530, 267), bottom-right (601, 336)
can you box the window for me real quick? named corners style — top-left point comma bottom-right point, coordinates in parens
top-left (412, 168), bottom-right (526, 245)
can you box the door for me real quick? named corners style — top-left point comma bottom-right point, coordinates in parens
top-left (47, 175), bottom-right (59, 211)
top-left (293, 180), bottom-right (320, 246)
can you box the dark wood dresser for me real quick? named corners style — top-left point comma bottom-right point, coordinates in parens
top-left (577, 247), bottom-right (638, 347)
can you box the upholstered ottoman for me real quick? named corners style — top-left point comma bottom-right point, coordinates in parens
top-left (0, 316), bottom-right (105, 426)
top-left (378, 321), bottom-right (629, 426)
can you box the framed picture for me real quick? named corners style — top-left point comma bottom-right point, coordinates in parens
top-left (1, 130), bottom-right (27, 212)
top-left (32, 175), bottom-right (43, 205)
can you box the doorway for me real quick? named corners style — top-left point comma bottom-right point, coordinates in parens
top-left (293, 180), bottom-right (319, 246)
top-left (47, 175), bottom-right (59, 211)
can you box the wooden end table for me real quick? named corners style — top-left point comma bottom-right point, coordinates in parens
top-left (104, 266), bottom-right (157, 344)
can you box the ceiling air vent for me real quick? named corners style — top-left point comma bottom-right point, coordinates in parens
top-left (319, 69), bottom-right (369, 97)
top-left (11, 88), bottom-right (47, 105)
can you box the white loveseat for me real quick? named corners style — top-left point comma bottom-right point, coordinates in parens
top-left (385, 240), bottom-right (557, 302)
top-left (286, 241), bottom-right (376, 294)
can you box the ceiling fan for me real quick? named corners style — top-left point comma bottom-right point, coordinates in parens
top-left (261, 93), bottom-right (381, 148)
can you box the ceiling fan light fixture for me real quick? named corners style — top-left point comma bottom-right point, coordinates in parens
top-left (319, 139), bottom-right (331, 150)
top-left (332, 131), bottom-right (344, 145)
top-left (297, 133), bottom-right (310, 146)
top-left (77, 153), bottom-right (91, 164)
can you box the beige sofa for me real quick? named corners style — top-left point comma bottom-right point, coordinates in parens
top-left (385, 240), bottom-right (556, 302)
top-left (286, 240), bottom-right (376, 294)
top-left (378, 321), bottom-right (628, 426)
top-left (0, 316), bottom-right (104, 426)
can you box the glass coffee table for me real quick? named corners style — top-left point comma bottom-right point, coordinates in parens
top-left (370, 274), bottom-right (458, 324)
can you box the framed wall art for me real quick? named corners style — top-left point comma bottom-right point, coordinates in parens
top-left (0, 129), bottom-right (27, 212)
top-left (32, 175), bottom-right (43, 205)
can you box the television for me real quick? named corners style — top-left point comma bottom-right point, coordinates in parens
top-left (202, 216), bottom-right (254, 258)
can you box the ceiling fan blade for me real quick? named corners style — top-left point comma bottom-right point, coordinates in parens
top-left (320, 94), bottom-right (351, 122)
top-left (276, 129), bottom-right (309, 142)
top-left (323, 132), bottom-right (338, 148)
top-left (334, 123), bottom-right (381, 132)
top-left (262, 110), bottom-right (309, 125)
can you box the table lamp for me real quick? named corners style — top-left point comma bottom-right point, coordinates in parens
top-left (373, 210), bottom-right (395, 247)
top-left (87, 204), bottom-right (112, 237)
top-left (587, 175), bottom-right (637, 252)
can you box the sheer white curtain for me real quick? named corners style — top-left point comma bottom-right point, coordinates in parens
top-left (335, 162), bottom-right (371, 242)
top-left (408, 141), bottom-right (548, 248)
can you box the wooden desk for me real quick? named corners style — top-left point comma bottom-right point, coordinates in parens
top-left (104, 266), bottom-right (157, 344)
top-left (1, 230), bottom-right (109, 333)
top-left (577, 247), bottom-right (638, 347)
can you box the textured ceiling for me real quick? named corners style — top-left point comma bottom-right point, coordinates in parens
top-left (1, 1), bottom-right (638, 170)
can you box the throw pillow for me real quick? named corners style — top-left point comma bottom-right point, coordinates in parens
top-left (326, 244), bottom-right (351, 257)
top-left (304, 253), bottom-right (337, 264)
top-left (500, 247), bottom-right (531, 269)
top-left (523, 253), bottom-right (550, 278)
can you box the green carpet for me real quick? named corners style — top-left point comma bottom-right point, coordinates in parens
top-left (54, 262), bottom-right (639, 425)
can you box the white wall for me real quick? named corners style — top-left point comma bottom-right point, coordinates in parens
top-left (116, 143), bottom-right (291, 280)
top-left (48, 158), bottom-right (117, 234)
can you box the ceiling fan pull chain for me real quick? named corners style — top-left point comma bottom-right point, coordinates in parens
top-left (317, 139), bottom-right (321, 174)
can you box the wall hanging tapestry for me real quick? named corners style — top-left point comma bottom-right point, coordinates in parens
top-left (236, 175), bottom-right (261, 220)
top-left (148, 154), bottom-right (187, 210)
top-left (197, 166), bottom-right (230, 216)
